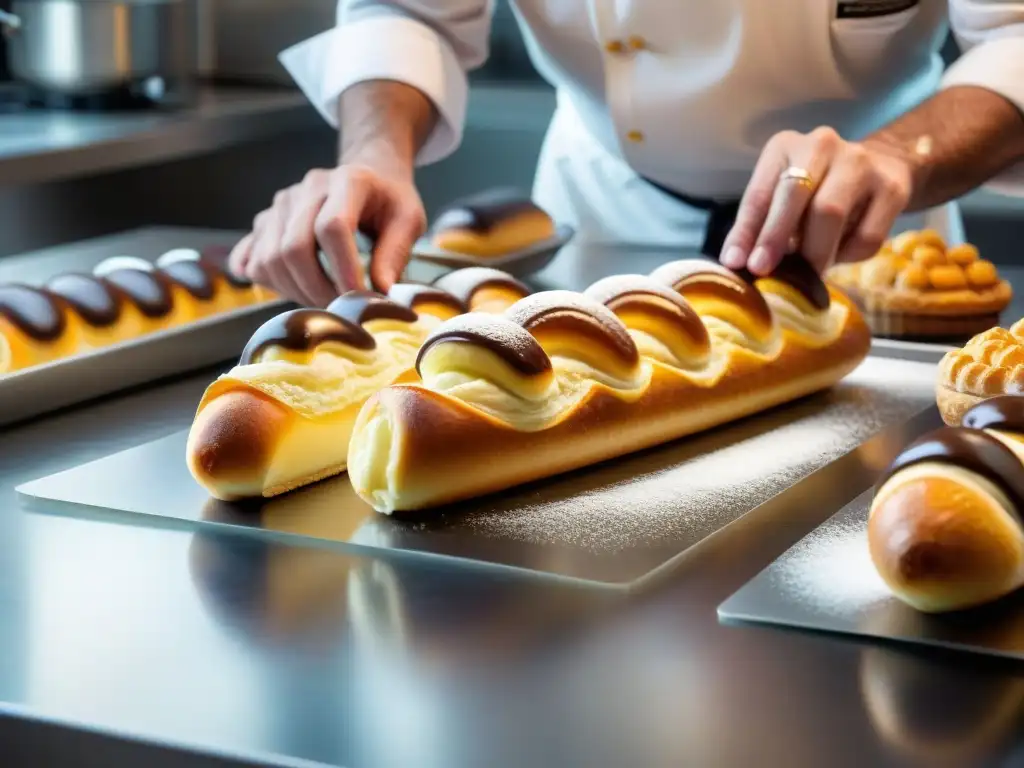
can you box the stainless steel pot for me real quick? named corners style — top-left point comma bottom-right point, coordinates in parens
top-left (0, 0), bottom-right (195, 100)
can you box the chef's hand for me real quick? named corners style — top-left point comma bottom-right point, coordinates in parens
top-left (228, 162), bottom-right (426, 307)
top-left (720, 127), bottom-right (914, 276)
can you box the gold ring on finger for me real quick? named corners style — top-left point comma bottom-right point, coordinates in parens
top-left (779, 166), bottom-right (816, 191)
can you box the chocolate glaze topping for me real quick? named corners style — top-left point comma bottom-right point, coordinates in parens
top-left (736, 252), bottom-right (830, 311)
top-left (584, 274), bottom-right (711, 347)
top-left (505, 291), bottom-right (640, 366)
top-left (387, 283), bottom-right (467, 315)
top-left (101, 269), bottom-right (173, 318)
top-left (0, 285), bottom-right (65, 342)
top-left (45, 273), bottom-right (121, 328)
top-left (201, 245), bottom-right (252, 288)
top-left (432, 188), bottom-right (544, 235)
top-left (962, 396), bottom-right (1024, 434)
top-left (433, 267), bottom-right (530, 305)
top-left (161, 260), bottom-right (217, 301)
top-left (878, 427), bottom-right (1024, 520)
top-left (415, 314), bottom-right (552, 376)
top-left (649, 259), bottom-right (772, 328)
top-left (239, 309), bottom-right (376, 366)
top-left (327, 290), bottom-right (418, 326)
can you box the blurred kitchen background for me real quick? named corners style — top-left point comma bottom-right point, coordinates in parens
top-left (0, 0), bottom-right (1017, 261)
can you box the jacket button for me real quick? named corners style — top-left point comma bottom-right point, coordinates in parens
top-left (626, 130), bottom-right (644, 143)
top-left (604, 40), bottom-right (624, 53)
top-left (628, 36), bottom-right (647, 51)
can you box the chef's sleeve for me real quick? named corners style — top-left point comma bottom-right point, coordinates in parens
top-left (945, 0), bottom-right (1024, 194)
top-left (278, 1), bottom-right (494, 165)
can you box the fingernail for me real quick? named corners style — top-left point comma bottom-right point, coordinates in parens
top-left (749, 246), bottom-right (771, 274)
top-left (721, 245), bottom-right (744, 268)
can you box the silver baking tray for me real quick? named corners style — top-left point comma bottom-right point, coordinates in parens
top-left (17, 346), bottom-right (947, 589)
top-left (717, 459), bottom-right (1024, 662)
top-left (410, 224), bottom-right (574, 277)
top-left (0, 226), bottom-right (288, 427)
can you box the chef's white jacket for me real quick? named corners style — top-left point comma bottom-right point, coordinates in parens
top-left (280, 1), bottom-right (1024, 252)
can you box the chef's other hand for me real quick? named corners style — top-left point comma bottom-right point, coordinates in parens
top-left (229, 164), bottom-right (426, 307)
top-left (720, 127), bottom-right (914, 277)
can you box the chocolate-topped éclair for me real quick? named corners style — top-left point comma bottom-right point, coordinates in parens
top-left (649, 259), bottom-right (773, 331)
top-left (504, 291), bottom-right (640, 369)
top-left (239, 308), bottom-right (376, 366)
top-left (327, 290), bottom-right (418, 326)
top-left (160, 260), bottom-right (218, 301)
top-left (387, 283), bottom-right (467, 318)
top-left (415, 313), bottom-right (552, 377)
top-left (736, 252), bottom-right (831, 311)
top-left (432, 267), bottom-right (530, 306)
top-left (962, 396), bottom-right (1024, 435)
top-left (878, 427), bottom-right (1024, 519)
top-left (201, 245), bottom-right (252, 288)
top-left (584, 274), bottom-right (711, 352)
top-left (0, 284), bottom-right (66, 341)
top-left (45, 273), bottom-right (121, 328)
top-left (432, 188), bottom-right (545, 235)
top-left (100, 269), bottom-right (174, 318)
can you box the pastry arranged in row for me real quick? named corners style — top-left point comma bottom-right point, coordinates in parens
top-left (186, 267), bottom-right (532, 500)
top-left (347, 256), bottom-right (872, 513)
top-left (936, 319), bottom-right (1024, 426)
top-left (826, 230), bottom-right (1011, 340)
top-left (0, 248), bottom-right (275, 376)
top-left (430, 188), bottom-right (557, 258)
top-left (869, 395), bottom-right (1024, 613)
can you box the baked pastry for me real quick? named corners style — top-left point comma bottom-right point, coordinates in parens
top-left (0, 250), bottom-right (273, 376)
top-left (347, 256), bottom-right (872, 513)
top-left (869, 395), bottom-right (1024, 612)
top-left (826, 230), bottom-right (1012, 340)
top-left (935, 319), bottom-right (1024, 426)
top-left (431, 267), bottom-right (532, 313)
top-left (186, 267), bottom-right (527, 501)
top-left (430, 188), bottom-right (556, 257)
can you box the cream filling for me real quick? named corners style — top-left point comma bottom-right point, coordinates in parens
top-left (348, 398), bottom-right (401, 513)
top-left (423, 356), bottom-right (652, 433)
top-left (215, 322), bottom-right (432, 419)
top-left (763, 293), bottom-right (846, 346)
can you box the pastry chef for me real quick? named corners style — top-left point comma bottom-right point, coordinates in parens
top-left (229, 1), bottom-right (1024, 307)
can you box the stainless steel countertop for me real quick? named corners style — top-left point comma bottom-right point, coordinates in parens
top-left (0, 83), bottom-right (556, 187)
top-left (1, 241), bottom-right (1023, 767)
top-left (0, 86), bottom-right (320, 186)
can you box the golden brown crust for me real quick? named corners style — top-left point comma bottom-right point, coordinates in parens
top-left (935, 384), bottom-right (984, 427)
top-left (825, 231), bottom-right (1012, 339)
top-left (936, 320), bottom-right (1024, 424)
top-left (350, 291), bottom-right (871, 511)
top-left (187, 390), bottom-right (292, 500)
top-left (869, 475), bottom-right (1022, 611)
top-left (0, 258), bottom-right (274, 376)
top-left (432, 210), bottom-right (556, 258)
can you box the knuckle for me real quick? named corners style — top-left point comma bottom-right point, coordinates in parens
top-left (811, 126), bottom-right (840, 149)
top-left (272, 190), bottom-right (289, 207)
top-left (252, 210), bottom-right (269, 230)
top-left (303, 168), bottom-right (328, 186)
top-left (315, 214), bottom-right (349, 242)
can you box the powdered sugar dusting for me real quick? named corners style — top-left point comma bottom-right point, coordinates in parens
top-left (450, 357), bottom-right (937, 554)
top-left (769, 503), bottom-right (890, 617)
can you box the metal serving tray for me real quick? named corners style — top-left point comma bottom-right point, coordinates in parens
top-left (18, 345), bottom-right (945, 589)
top-left (0, 227), bottom-right (289, 428)
top-left (717, 459), bottom-right (1024, 662)
top-left (411, 225), bottom-right (574, 277)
